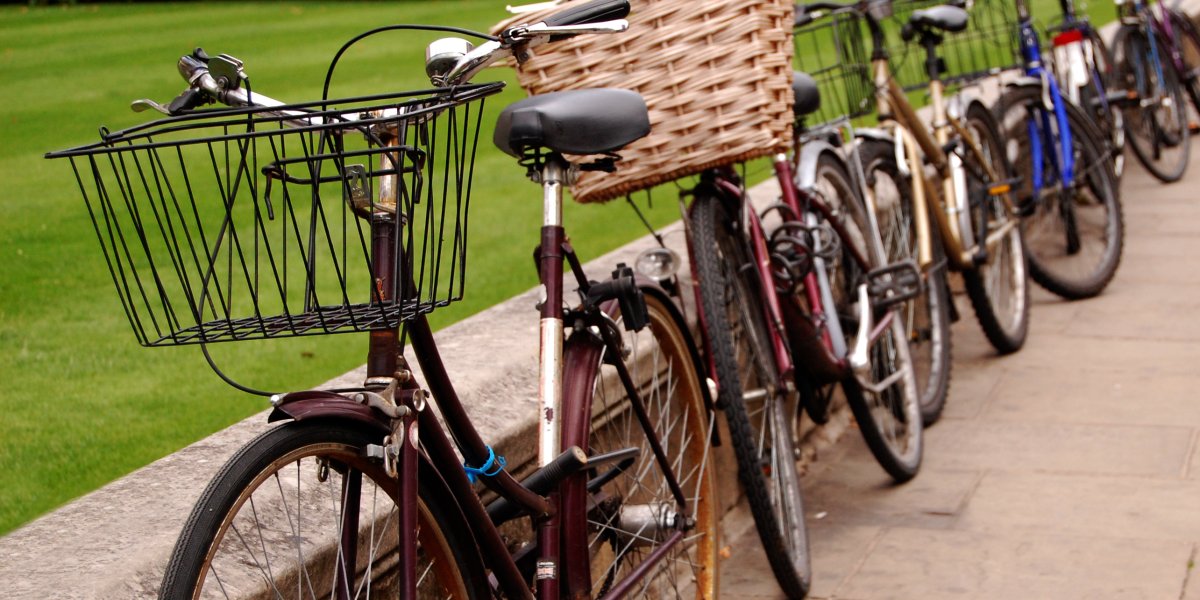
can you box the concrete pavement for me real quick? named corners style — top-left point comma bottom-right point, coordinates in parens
top-left (719, 145), bottom-right (1200, 598)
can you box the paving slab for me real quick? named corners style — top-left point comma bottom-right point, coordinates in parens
top-left (984, 365), bottom-right (1200, 427)
top-left (1188, 432), bottom-right (1200, 480)
top-left (958, 471), bottom-right (1200, 543)
top-left (923, 420), bottom-right (1193, 477)
top-left (1184, 547), bottom-right (1200, 600)
top-left (801, 437), bottom-right (981, 529)
top-left (1063, 282), bottom-right (1200, 342)
top-left (835, 528), bottom-right (1192, 600)
top-left (720, 514), bottom-right (884, 599)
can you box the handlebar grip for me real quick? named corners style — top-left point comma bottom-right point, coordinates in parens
top-left (541, 0), bottom-right (631, 27)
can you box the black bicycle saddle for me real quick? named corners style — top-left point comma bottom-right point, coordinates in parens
top-left (908, 5), bottom-right (969, 35)
top-left (792, 71), bottom-right (821, 117)
top-left (493, 88), bottom-right (650, 157)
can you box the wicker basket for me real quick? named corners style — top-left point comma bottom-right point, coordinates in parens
top-left (494, 0), bottom-right (794, 203)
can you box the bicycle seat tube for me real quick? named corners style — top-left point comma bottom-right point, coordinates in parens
top-left (861, 5), bottom-right (947, 269)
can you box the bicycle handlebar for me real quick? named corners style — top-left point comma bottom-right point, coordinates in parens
top-left (542, 0), bottom-right (631, 26)
top-left (134, 0), bottom-right (630, 117)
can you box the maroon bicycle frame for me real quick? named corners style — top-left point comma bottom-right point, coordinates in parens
top-left (686, 154), bottom-right (874, 402)
top-left (274, 154), bottom-right (713, 600)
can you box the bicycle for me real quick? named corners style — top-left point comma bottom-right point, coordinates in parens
top-left (48, 1), bottom-right (726, 597)
top-left (681, 90), bottom-right (927, 597)
top-left (797, 0), bottom-right (1031, 355)
top-left (1112, 0), bottom-right (1193, 182)
top-left (792, 4), bottom-right (954, 426)
top-left (1046, 0), bottom-right (1128, 180)
top-left (993, 0), bottom-right (1125, 300)
top-left (1161, 2), bottom-right (1200, 119)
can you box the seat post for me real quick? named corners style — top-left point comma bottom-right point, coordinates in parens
top-left (537, 155), bottom-right (570, 468)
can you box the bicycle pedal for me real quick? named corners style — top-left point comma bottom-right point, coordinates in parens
top-left (865, 260), bottom-right (922, 311)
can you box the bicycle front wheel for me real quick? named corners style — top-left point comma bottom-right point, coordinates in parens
top-left (159, 420), bottom-right (487, 600)
top-left (960, 101), bottom-right (1031, 354)
top-left (799, 150), bottom-right (924, 481)
top-left (1114, 25), bottom-right (1191, 182)
top-left (689, 192), bottom-right (811, 598)
top-left (560, 292), bottom-right (720, 598)
top-left (857, 139), bottom-right (953, 426)
top-left (995, 85), bottom-right (1125, 299)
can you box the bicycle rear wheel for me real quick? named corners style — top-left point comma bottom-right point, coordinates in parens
top-left (158, 420), bottom-right (487, 600)
top-left (689, 192), bottom-right (811, 598)
top-left (995, 85), bottom-right (1124, 299)
top-left (560, 292), bottom-right (719, 598)
top-left (1114, 25), bottom-right (1191, 182)
top-left (857, 139), bottom-right (953, 426)
top-left (1080, 27), bottom-right (1126, 179)
top-left (960, 101), bottom-right (1031, 354)
top-left (1167, 7), bottom-right (1200, 119)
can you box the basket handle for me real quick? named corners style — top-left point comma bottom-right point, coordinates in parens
top-left (542, 0), bottom-right (631, 27)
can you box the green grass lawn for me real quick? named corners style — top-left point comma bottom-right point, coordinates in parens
top-left (0, 1), bottom-right (689, 535)
top-left (0, 0), bottom-right (1118, 536)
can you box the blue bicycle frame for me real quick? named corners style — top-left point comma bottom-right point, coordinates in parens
top-left (1014, 0), bottom-right (1077, 205)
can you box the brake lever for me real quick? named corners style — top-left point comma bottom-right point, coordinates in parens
top-left (130, 98), bottom-right (171, 115)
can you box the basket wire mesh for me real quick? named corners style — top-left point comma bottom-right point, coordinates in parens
top-left (793, 10), bottom-right (875, 126)
top-left (886, 0), bottom-right (1021, 91)
top-left (47, 82), bottom-right (503, 347)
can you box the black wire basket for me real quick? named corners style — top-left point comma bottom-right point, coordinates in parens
top-left (46, 82), bottom-right (504, 347)
top-left (886, 0), bottom-right (1020, 91)
top-left (793, 9), bottom-right (875, 126)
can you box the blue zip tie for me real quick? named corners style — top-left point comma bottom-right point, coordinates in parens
top-left (463, 445), bottom-right (506, 484)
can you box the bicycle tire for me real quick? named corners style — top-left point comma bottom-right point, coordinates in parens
top-left (795, 151), bottom-right (923, 482)
top-left (960, 101), bottom-right (1032, 354)
top-left (689, 190), bottom-right (811, 598)
top-left (1081, 26), bottom-right (1127, 180)
top-left (1114, 24), bottom-right (1191, 182)
top-left (1167, 7), bottom-right (1200, 118)
top-left (856, 139), bottom-right (953, 426)
top-left (995, 84), bottom-right (1125, 300)
top-left (158, 420), bottom-right (487, 600)
top-left (559, 292), bottom-right (720, 598)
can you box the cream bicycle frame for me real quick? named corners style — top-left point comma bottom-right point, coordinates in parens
top-left (871, 56), bottom-right (1020, 272)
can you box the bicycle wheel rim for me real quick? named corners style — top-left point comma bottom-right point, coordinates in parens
top-left (963, 103), bottom-right (1030, 353)
top-left (162, 423), bottom-right (478, 600)
top-left (843, 316), bottom-right (923, 481)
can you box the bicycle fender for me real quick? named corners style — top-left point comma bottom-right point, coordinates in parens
top-left (1003, 75), bottom-right (1043, 91)
top-left (638, 278), bottom-right (717, 413)
top-left (853, 127), bottom-right (894, 145)
top-left (794, 138), bottom-right (840, 190)
top-left (267, 389), bottom-right (392, 435)
top-left (594, 276), bottom-right (718, 415)
top-left (946, 88), bottom-right (987, 121)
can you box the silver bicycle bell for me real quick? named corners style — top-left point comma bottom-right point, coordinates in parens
top-left (425, 37), bottom-right (474, 84)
